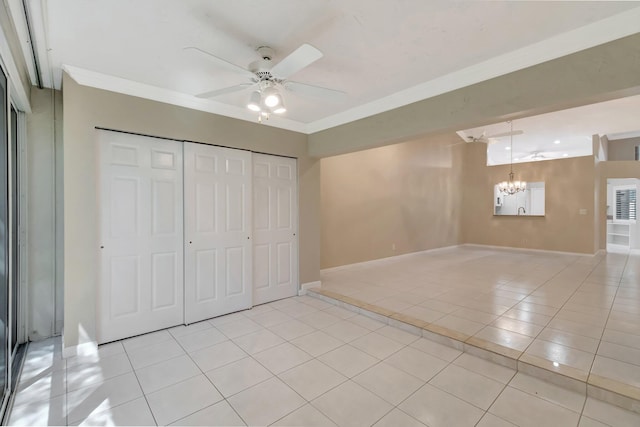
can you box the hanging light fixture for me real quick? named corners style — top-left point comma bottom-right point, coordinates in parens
top-left (498, 121), bottom-right (527, 195)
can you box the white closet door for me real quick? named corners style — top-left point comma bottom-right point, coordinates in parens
top-left (98, 131), bottom-right (184, 344)
top-left (252, 154), bottom-right (298, 305)
top-left (184, 143), bottom-right (252, 323)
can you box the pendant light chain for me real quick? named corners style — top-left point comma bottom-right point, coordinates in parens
top-left (509, 121), bottom-right (514, 175)
top-left (497, 120), bottom-right (526, 195)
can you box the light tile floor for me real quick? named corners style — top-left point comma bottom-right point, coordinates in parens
top-left (8, 293), bottom-right (640, 426)
top-left (317, 246), bottom-right (640, 402)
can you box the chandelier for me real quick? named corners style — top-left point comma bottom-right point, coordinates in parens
top-left (497, 121), bottom-right (526, 195)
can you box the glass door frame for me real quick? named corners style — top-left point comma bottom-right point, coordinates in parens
top-left (8, 101), bottom-right (27, 388)
top-left (0, 56), bottom-right (28, 422)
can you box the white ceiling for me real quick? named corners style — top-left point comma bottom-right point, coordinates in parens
top-left (13, 1), bottom-right (640, 133)
top-left (460, 94), bottom-right (640, 166)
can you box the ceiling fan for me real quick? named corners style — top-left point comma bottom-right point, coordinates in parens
top-left (186, 43), bottom-right (346, 118)
top-left (466, 129), bottom-right (524, 144)
top-left (450, 129), bottom-right (524, 147)
top-left (519, 151), bottom-right (557, 161)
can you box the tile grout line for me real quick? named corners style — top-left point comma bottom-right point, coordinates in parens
top-left (172, 320), bottom-right (250, 426)
top-left (581, 251), bottom-right (631, 420)
top-left (269, 327), bottom-right (423, 426)
top-left (312, 254), bottom-right (614, 404)
top-left (164, 298), bottom-right (351, 426)
top-left (323, 250), bottom-right (640, 416)
top-left (505, 254), bottom-right (601, 361)
top-left (17, 250), bottom-right (639, 425)
top-left (121, 339), bottom-right (160, 427)
top-left (241, 302), bottom-right (354, 426)
top-left (176, 316), bottom-right (306, 426)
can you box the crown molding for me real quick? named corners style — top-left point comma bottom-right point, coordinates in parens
top-left (62, 65), bottom-right (308, 133)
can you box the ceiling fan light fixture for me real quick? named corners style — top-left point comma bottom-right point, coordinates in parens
top-left (190, 43), bottom-right (341, 122)
top-left (273, 99), bottom-right (286, 114)
top-left (263, 87), bottom-right (281, 107)
top-left (247, 91), bottom-right (262, 112)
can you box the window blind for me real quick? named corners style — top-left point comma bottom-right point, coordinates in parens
top-left (616, 188), bottom-right (637, 221)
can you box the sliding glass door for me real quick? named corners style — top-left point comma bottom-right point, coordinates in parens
top-left (0, 61), bottom-right (8, 410)
top-left (0, 61), bottom-right (25, 420)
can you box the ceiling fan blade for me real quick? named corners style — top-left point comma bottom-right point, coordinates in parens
top-left (196, 83), bottom-right (254, 98)
top-left (270, 44), bottom-right (323, 79)
top-left (486, 130), bottom-right (524, 139)
top-left (284, 81), bottom-right (346, 101)
top-left (185, 47), bottom-right (256, 80)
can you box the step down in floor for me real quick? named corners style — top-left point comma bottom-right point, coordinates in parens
top-left (307, 288), bottom-right (640, 414)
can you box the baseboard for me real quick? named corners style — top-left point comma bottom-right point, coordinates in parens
top-left (321, 245), bottom-right (461, 274)
top-left (62, 337), bottom-right (98, 359)
top-left (298, 281), bottom-right (321, 296)
top-left (462, 243), bottom-right (598, 257)
top-left (605, 244), bottom-right (631, 254)
top-left (320, 243), bottom-right (603, 276)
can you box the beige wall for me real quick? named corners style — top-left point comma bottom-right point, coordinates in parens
top-left (321, 134), bottom-right (463, 268)
top-left (62, 73), bottom-right (319, 351)
top-left (608, 137), bottom-right (640, 161)
top-left (309, 33), bottom-right (640, 158)
top-left (461, 144), bottom-right (596, 253)
top-left (320, 136), bottom-right (599, 270)
top-left (597, 161), bottom-right (640, 250)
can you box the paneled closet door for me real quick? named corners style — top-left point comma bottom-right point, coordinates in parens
top-left (184, 143), bottom-right (252, 324)
top-left (252, 154), bottom-right (298, 305)
top-left (98, 131), bottom-right (184, 344)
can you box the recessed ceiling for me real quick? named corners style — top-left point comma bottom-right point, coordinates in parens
top-left (459, 94), bottom-right (640, 166)
top-left (14, 0), bottom-right (640, 133)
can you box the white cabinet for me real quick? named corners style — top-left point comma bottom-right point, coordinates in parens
top-left (607, 222), bottom-right (630, 253)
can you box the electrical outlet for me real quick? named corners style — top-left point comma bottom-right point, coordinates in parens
top-left (579, 209), bottom-right (587, 215)
top-left (391, 243), bottom-right (396, 251)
